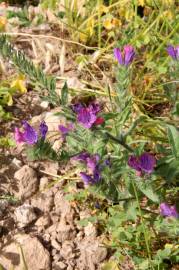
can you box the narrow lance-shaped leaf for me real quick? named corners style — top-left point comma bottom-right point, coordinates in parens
top-left (167, 125), bottom-right (179, 159)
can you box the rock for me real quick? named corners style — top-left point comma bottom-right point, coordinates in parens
top-left (0, 234), bottom-right (50, 270)
top-left (40, 101), bottom-right (49, 109)
top-left (60, 241), bottom-right (75, 260)
top-left (15, 204), bottom-right (37, 228)
top-left (39, 177), bottom-right (50, 191)
top-left (77, 239), bottom-right (107, 270)
top-left (31, 192), bottom-right (54, 213)
top-left (56, 221), bottom-right (76, 243)
top-left (39, 160), bottom-right (59, 175)
top-left (54, 191), bottom-right (74, 224)
top-left (53, 253), bottom-right (62, 262)
top-left (51, 239), bottom-right (61, 251)
top-left (0, 199), bottom-right (9, 217)
top-left (35, 214), bottom-right (51, 228)
top-left (14, 165), bottom-right (38, 199)
top-left (53, 261), bottom-right (67, 270)
top-left (84, 223), bottom-right (97, 238)
top-left (11, 158), bottom-right (22, 169)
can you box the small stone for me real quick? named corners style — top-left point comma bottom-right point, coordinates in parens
top-left (35, 214), bottom-right (51, 228)
top-left (15, 204), bottom-right (37, 228)
top-left (52, 248), bottom-right (58, 256)
top-left (51, 239), bottom-right (61, 251)
top-left (84, 223), bottom-right (97, 238)
top-left (39, 177), bottom-right (50, 191)
top-left (43, 233), bottom-right (51, 242)
top-left (40, 160), bottom-right (59, 175)
top-left (54, 261), bottom-right (67, 270)
top-left (53, 253), bottom-right (62, 262)
top-left (31, 192), bottom-right (54, 213)
top-left (56, 221), bottom-right (76, 243)
top-left (54, 191), bottom-right (74, 224)
top-left (14, 165), bottom-right (38, 199)
top-left (0, 199), bottom-right (9, 217)
top-left (40, 101), bottom-right (49, 109)
top-left (60, 241), bottom-right (75, 260)
top-left (11, 158), bottom-right (22, 168)
top-left (0, 234), bottom-right (50, 270)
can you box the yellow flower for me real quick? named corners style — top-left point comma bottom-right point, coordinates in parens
top-left (0, 17), bottom-right (7, 31)
top-left (10, 75), bottom-right (27, 94)
top-left (99, 5), bottom-right (108, 14)
top-left (138, 0), bottom-right (145, 6)
top-left (103, 18), bottom-right (121, 30)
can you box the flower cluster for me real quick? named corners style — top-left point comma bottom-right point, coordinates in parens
top-left (160, 203), bottom-right (179, 218)
top-left (73, 152), bottom-right (101, 185)
top-left (71, 102), bottom-right (104, 129)
top-left (167, 45), bottom-right (179, 60)
top-left (128, 152), bottom-right (156, 175)
top-left (14, 120), bottom-right (48, 145)
top-left (114, 45), bottom-right (135, 66)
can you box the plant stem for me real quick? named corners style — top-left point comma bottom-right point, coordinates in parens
top-left (131, 178), bottom-right (154, 270)
top-left (105, 132), bottom-right (134, 153)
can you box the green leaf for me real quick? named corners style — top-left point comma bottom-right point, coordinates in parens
top-left (156, 157), bottom-right (179, 182)
top-left (167, 125), bottom-right (179, 159)
top-left (136, 181), bottom-right (159, 203)
top-left (61, 82), bottom-right (68, 105)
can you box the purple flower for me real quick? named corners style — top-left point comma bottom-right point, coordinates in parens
top-left (167, 45), bottom-right (179, 60)
top-left (74, 152), bottom-right (102, 185)
top-left (14, 127), bottom-right (25, 143)
top-left (80, 172), bottom-right (94, 185)
top-left (71, 103), bottom-right (84, 113)
top-left (72, 152), bottom-right (90, 162)
top-left (22, 121), bottom-right (38, 145)
top-left (128, 155), bottom-right (141, 172)
top-left (58, 123), bottom-right (74, 138)
top-left (160, 203), bottom-right (179, 218)
top-left (77, 107), bottom-right (97, 129)
top-left (86, 154), bottom-right (100, 172)
top-left (128, 152), bottom-right (156, 174)
top-left (14, 120), bottom-right (48, 145)
top-left (39, 121), bottom-right (48, 139)
top-left (114, 48), bottom-right (123, 65)
top-left (71, 100), bottom-right (104, 129)
top-left (80, 168), bottom-right (101, 185)
top-left (114, 45), bottom-right (135, 66)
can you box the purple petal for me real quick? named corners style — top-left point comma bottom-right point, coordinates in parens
top-left (176, 46), bottom-right (179, 59)
top-left (139, 153), bottom-right (156, 173)
top-left (39, 121), bottom-right (48, 139)
top-left (80, 172), bottom-right (93, 185)
top-left (128, 155), bottom-right (141, 172)
top-left (160, 203), bottom-right (179, 218)
top-left (93, 168), bottom-right (101, 183)
top-left (71, 103), bottom-right (84, 113)
top-left (72, 152), bottom-right (90, 162)
top-left (167, 45), bottom-right (177, 60)
top-left (22, 121), bottom-right (38, 145)
top-left (86, 154), bottom-right (100, 172)
top-left (88, 103), bottom-right (101, 114)
top-left (77, 108), bottom-right (97, 129)
top-left (124, 45), bottom-right (135, 66)
top-left (58, 125), bottom-right (70, 135)
top-left (14, 127), bottom-right (25, 143)
top-left (114, 48), bottom-right (123, 65)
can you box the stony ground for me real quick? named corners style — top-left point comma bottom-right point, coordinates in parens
top-left (0, 92), bottom-right (110, 270)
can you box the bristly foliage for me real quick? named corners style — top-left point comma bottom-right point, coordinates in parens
top-left (0, 35), bottom-right (61, 106)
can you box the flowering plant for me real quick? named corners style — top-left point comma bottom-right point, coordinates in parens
top-left (11, 40), bottom-right (179, 268)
